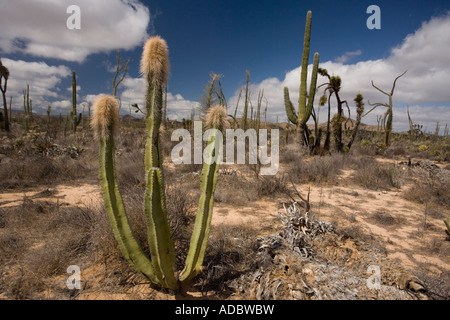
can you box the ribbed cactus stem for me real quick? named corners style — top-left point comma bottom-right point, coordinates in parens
top-left (284, 11), bottom-right (319, 144)
top-left (299, 10), bottom-right (312, 113)
top-left (141, 36), bottom-right (177, 289)
top-left (72, 71), bottom-right (78, 134)
top-left (92, 95), bottom-right (158, 284)
top-left (179, 105), bottom-right (226, 285)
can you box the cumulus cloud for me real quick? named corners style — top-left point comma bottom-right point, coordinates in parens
top-left (0, 0), bottom-right (150, 63)
top-left (118, 77), bottom-right (200, 120)
top-left (229, 12), bottom-right (450, 132)
top-left (1, 58), bottom-right (72, 113)
top-left (334, 50), bottom-right (362, 63)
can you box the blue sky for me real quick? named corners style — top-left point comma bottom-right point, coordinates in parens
top-left (1, 0), bottom-right (449, 132)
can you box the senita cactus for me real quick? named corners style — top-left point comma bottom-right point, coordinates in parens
top-left (284, 11), bottom-right (319, 145)
top-left (92, 36), bottom-right (225, 291)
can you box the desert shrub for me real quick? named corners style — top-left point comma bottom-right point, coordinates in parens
top-left (256, 175), bottom-right (289, 197)
top-left (403, 167), bottom-right (450, 207)
top-left (288, 153), bottom-right (345, 184)
top-left (198, 224), bottom-right (257, 295)
top-left (214, 174), bottom-right (259, 205)
top-left (280, 144), bottom-right (309, 164)
top-left (350, 157), bottom-right (403, 190)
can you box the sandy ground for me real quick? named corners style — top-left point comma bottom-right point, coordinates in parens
top-left (1, 160), bottom-right (449, 299)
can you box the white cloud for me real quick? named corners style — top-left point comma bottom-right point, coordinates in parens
top-left (0, 0), bottom-right (150, 62)
top-left (229, 12), bottom-right (450, 132)
top-left (117, 77), bottom-right (200, 121)
top-left (334, 50), bottom-right (362, 63)
top-left (1, 58), bottom-right (71, 113)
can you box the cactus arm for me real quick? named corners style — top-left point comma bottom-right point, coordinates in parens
top-left (179, 130), bottom-right (221, 285)
top-left (298, 10), bottom-right (312, 118)
top-left (144, 167), bottom-right (177, 289)
top-left (98, 128), bottom-right (159, 285)
top-left (284, 87), bottom-right (298, 125)
top-left (144, 79), bottom-right (164, 172)
top-left (306, 53), bottom-right (319, 118)
top-left (141, 37), bottom-right (177, 289)
top-left (444, 218), bottom-right (450, 236)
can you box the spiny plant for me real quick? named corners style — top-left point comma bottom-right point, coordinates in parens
top-left (72, 71), bottom-right (82, 134)
top-left (242, 70), bottom-right (250, 130)
top-left (317, 69), bottom-right (350, 153)
top-left (284, 10), bottom-right (319, 146)
top-left (346, 93), bottom-right (365, 150)
top-left (23, 84), bottom-right (31, 131)
top-left (365, 70), bottom-right (407, 147)
top-left (92, 36), bottom-right (227, 291)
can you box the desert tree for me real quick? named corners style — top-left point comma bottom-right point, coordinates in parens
top-left (317, 68), bottom-right (350, 153)
top-left (198, 73), bottom-right (226, 119)
top-left (0, 59), bottom-right (10, 132)
top-left (365, 70), bottom-right (407, 147)
top-left (346, 93), bottom-right (365, 150)
top-left (112, 50), bottom-right (130, 98)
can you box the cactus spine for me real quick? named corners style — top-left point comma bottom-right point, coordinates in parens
top-left (93, 36), bottom-right (224, 291)
top-left (284, 11), bottom-right (319, 145)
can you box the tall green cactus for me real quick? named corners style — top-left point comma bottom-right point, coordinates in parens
top-left (242, 70), bottom-right (250, 130)
top-left (92, 36), bottom-right (225, 291)
top-left (72, 71), bottom-right (82, 133)
top-left (284, 11), bottom-right (319, 145)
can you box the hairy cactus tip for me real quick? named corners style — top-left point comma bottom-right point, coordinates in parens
top-left (91, 95), bottom-right (120, 140)
top-left (205, 105), bottom-right (229, 130)
top-left (141, 36), bottom-right (170, 87)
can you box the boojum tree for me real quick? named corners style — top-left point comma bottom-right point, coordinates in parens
top-left (92, 36), bottom-right (227, 290)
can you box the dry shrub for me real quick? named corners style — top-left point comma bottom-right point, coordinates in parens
top-left (288, 153), bottom-right (345, 184)
top-left (214, 174), bottom-right (259, 205)
top-left (256, 175), bottom-right (289, 197)
top-left (350, 157), bottom-right (403, 190)
top-left (116, 150), bottom-right (145, 188)
top-left (403, 167), bottom-right (450, 207)
top-left (370, 209), bottom-right (403, 227)
top-left (197, 224), bottom-right (257, 294)
top-left (0, 200), bottom-right (97, 299)
top-left (280, 144), bottom-right (309, 164)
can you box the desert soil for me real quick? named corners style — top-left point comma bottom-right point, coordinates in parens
top-left (0, 158), bottom-right (449, 300)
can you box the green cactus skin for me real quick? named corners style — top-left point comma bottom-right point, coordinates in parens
top-left (97, 113), bottom-right (159, 285)
top-left (242, 70), bottom-right (250, 130)
top-left (179, 128), bottom-right (221, 285)
top-left (284, 87), bottom-right (298, 125)
top-left (72, 71), bottom-right (81, 134)
top-left (142, 42), bottom-right (177, 289)
top-left (284, 11), bottom-right (319, 144)
top-left (94, 36), bottom-right (223, 291)
top-left (144, 167), bottom-right (177, 289)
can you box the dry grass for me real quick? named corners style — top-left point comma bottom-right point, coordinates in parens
top-left (287, 153), bottom-right (346, 184)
